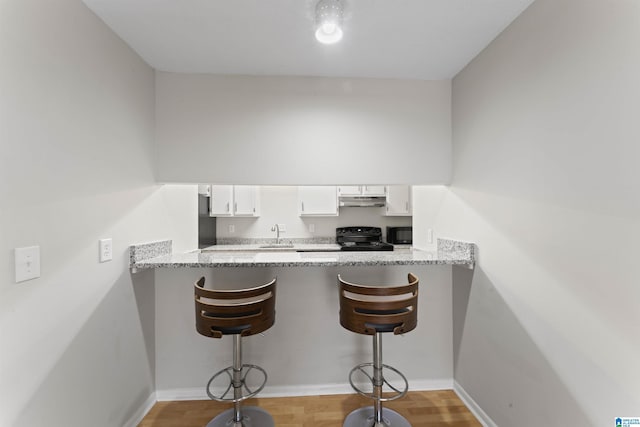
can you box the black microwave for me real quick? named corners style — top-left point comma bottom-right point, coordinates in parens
top-left (386, 227), bottom-right (412, 244)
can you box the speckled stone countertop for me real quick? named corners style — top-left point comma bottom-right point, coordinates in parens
top-left (130, 239), bottom-right (475, 270)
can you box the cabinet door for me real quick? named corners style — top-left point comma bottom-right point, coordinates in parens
top-left (197, 184), bottom-right (211, 197)
top-left (337, 185), bottom-right (362, 196)
top-left (233, 185), bottom-right (259, 216)
top-left (362, 185), bottom-right (386, 196)
top-left (299, 186), bottom-right (338, 216)
top-left (210, 185), bottom-right (233, 216)
top-left (385, 185), bottom-right (411, 216)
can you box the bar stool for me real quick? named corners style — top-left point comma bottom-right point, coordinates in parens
top-left (338, 273), bottom-right (419, 427)
top-left (195, 277), bottom-right (277, 427)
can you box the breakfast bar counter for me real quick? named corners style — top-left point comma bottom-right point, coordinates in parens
top-left (129, 237), bottom-right (476, 402)
top-left (130, 238), bottom-right (475, 270)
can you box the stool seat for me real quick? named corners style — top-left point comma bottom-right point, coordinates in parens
top-left (195, 277), bottom-right (276, 339)
top-left (339, 273), bottom-right (418, 336)
top-left (338, 273), bottom-right (419, 427)
top-left (195, 277), bottom-right (277, 427)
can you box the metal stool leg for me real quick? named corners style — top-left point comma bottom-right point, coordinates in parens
top-left (232, 334), bottom-right (243, 426)
top-left (206, 335), bottom-right (274, 427)
top-left (344, 332), bottom-right (411, 427)
top-left (373, 332), bottom-right (384, 427)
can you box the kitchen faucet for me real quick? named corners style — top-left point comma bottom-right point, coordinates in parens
top-left (271, 224), bottom-right (281, 244)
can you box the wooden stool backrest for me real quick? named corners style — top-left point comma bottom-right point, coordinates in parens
top-left (195, 277), bottom-right (276, 338)
top-left (338, 273), bottom-right (419, 335)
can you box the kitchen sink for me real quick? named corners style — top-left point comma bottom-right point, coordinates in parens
top-left (259, 243), bottom-right (295, 249)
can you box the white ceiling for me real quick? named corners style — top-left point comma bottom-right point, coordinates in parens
top-left (82, 0), bottom-right (534, 80)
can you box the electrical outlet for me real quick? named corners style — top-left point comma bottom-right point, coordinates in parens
top-left (15, 246), bottom-right (41, 283)
top-left (427, 229), bottom-right (433, 244)
top-left (308, 223), bottom-right (315, 233)
top-left (99, 238), bottom-right (113, 263)
top-left (228, 225), bottom-right (235, 233)
top-left (277, 223), bottom-right (286, 232)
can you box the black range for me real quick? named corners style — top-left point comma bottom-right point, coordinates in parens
top-left (336, 226), bottom-right (394, 251)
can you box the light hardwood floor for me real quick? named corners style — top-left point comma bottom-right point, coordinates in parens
top-left (139, 390), bottom-right (482, 427)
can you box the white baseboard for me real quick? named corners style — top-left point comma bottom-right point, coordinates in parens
top-left (123, 391), bottom-right (157, 427)
top-left (453, 380), bottom-right (497, 427)
top-left (412, 378), bottom-right (454, 391)
top-left (156, 387), bottom-right (207, 401)
top-left (156, 378), bottom-right (454, 401)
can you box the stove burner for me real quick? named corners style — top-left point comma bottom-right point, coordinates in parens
top-left (336, 226), bottom-right (394, 252)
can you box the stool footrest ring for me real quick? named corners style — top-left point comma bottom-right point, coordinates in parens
top-left (206, 363), bottom-right (267, 402)
top-left (348, 362), bottom-right (409, 402)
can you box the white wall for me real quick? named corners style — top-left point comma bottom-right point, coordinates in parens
top-left (9, 0), bottom-right (637, 425)
top-left (0, 1), bottom-right (196, 426)
top-left (413, 1), bottom-right (640, 425)
top-left (155, 73), bottom-right (451, 185)
top-left (215, 186), bottom-right (411, 239)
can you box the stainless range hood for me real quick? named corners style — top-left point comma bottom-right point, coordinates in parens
top-left (338, 196), bottom-right (386, 207)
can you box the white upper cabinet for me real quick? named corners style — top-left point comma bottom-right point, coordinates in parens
top-left (384, 185), bottom-right (412, 216)
top-left (210, 185), bottom-right (233, 216)
top-left (338, 185), bottom-right (386, 196)
top-left (298, 186), bottom-right (338, 216)
top-left (362, 185), bottom-right (386, 196)
top-left (337, 185), bottom-right (361, 196)
top-left (197, 184), bottom-right (211, 196)
top-left (210, 185), bottom-right (259, 217)
top-left (233, 185), bottom-right (259, 216)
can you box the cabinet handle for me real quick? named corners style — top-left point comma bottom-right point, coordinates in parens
top-left (405, 202), bottom-right (409, 211)
top-left (234, 202), bottom-right (237, 213)
top-left (301, 202), bottom-right (305, 212)
top-left (226, 202), bottom-right (229, 212)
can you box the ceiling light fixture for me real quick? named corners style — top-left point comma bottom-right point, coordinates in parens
top-left (315, 0), bottom-right (344, 44)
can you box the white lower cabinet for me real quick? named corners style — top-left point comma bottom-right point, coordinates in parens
top-left (298, 186), bottom-right (338, 216)
top-left (384, 185), bottom-right (411, 216)
top-left (210, 185), bottom-right (259, 217)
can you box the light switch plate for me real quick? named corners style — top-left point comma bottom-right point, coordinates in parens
top-left (15, 246), bottom-right (41, 283)
top-left (99, 238), bottom-right (113, 263)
